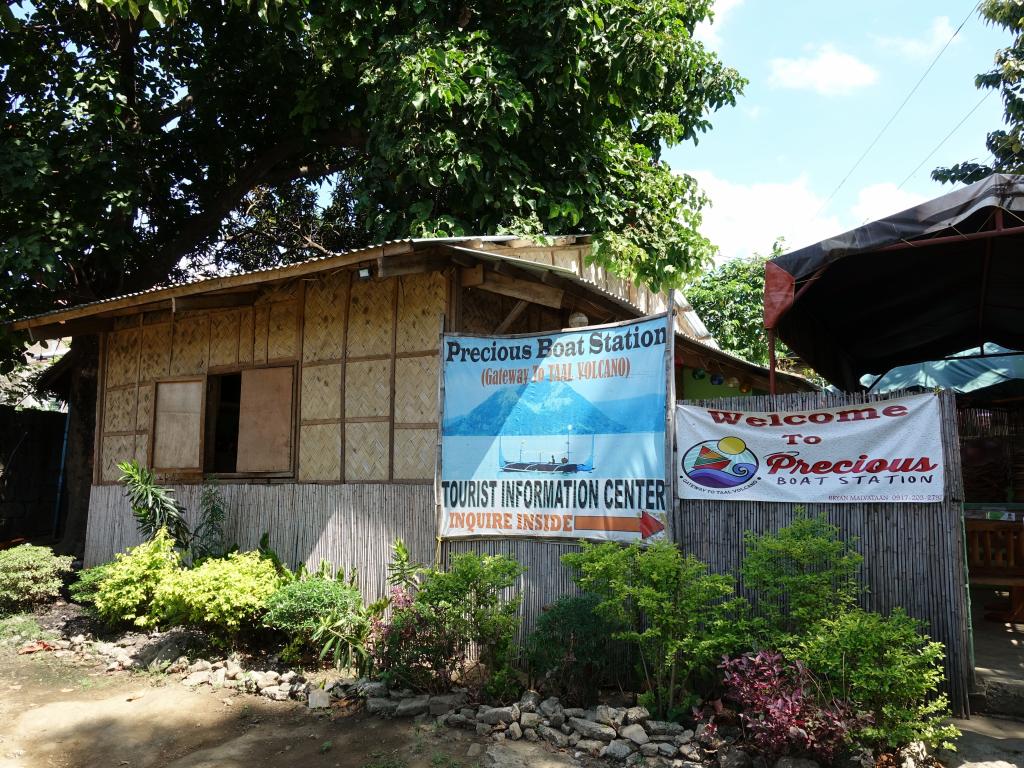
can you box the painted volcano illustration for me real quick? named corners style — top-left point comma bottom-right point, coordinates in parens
top-left (444, 380), bottom-right (630, 436)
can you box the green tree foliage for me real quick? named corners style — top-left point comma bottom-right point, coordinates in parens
top-left (933, 1), bottom-right (1024, 183)
top-left (0, 0), bottom-right (745, 366)
top-left (686, 239), bottom-right (796, 367)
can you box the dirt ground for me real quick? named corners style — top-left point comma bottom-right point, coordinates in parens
top-left (0, 644), bottom-right (492, 768)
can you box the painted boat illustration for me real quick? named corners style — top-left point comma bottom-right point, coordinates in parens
top-left (691, 445), bottom-right (731, 472)
top-left (498, 429), bottom-right (596, 474)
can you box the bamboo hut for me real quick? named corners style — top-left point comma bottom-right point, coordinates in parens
top-left (7, 235), bottom-right (810, 604)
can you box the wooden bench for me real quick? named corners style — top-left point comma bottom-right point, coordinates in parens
top-left (966, 519), bottom-right (1024, 621)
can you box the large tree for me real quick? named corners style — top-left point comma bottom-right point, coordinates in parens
top-left (933, 0), bottom-right (1024, 184)
top-left (1, 0), bottom-right (743, 357)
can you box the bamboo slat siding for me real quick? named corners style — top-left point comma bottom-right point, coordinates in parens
top-left (673, 390), bottom-right (971, 717)
top-left (85, 483), bottom-right (436, 603)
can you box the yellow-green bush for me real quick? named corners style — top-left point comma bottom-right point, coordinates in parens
top-left (0, 544), bottom-right (73, 614)
top-left (94, 529), bottom-right (181, 628)
top-left (153, 551), bottom-right (281, 638)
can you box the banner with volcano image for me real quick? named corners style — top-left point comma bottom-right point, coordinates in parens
top-left (439, 315), bottom-right (670, 541)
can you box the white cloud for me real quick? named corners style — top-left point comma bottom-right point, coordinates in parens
top-left (768, 44), bottom-right (878, 96)
top-left (690, 171), bottom-right (843, 263)
top-left (694, 0), bottom-right (744, 50)
top-left (850, 183), bottom-right (927, 224)
top-left (875, 16), bottom-right (957, 60)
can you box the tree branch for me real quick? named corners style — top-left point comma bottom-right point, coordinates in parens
top-left (129, 128), bottom-right (363, 290)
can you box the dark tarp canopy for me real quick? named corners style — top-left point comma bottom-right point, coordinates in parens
top-left (764, 173), bottom-right (1024, 390)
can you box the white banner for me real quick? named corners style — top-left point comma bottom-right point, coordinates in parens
top-left (676, 394), bottom-right (944, 503)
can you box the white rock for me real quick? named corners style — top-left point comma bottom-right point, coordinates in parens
top-left (625, 706), bottom-right (650, 725)
top-left (595, 704), bottom-right (626, 727)
top-left (620, 724), bottom-right (649, 745)
top-left (183, 671), bottom-right (211, 686)
top-left (366, 697), bottom-right (398, 716)
top-left (307, 688), bottom-right (331, 709)
top-left (568, 717), bottom-right (616, 742)
top-left (520, 712), bottom-right (542, 728)
top-left (395, 695), bottom-right (430, 717)
top-left (600, 739), bottom-right (634, 760)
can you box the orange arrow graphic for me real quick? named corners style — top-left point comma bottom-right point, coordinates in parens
top-left (573, 510), bottom-right (665, 539)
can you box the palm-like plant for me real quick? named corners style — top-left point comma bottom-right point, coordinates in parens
top-left (117, 460), bottom-right (190, 546)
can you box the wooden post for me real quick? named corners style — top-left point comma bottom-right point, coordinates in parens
top-left (768, 327), bottom-right (777, 396)
top-left (433, 315), bottom-right (446, 567)
top-left (664, 292), bottom-right (677, 537)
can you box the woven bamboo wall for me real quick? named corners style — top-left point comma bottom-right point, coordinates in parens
top-left (98, 269), bottom-right (447, 485)
top-left (97, 289), bottom-right (303, 483)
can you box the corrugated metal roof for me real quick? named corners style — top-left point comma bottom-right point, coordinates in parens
top-left (9, 238), bottom-right (421, 328)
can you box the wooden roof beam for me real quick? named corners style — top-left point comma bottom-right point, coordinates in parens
top-left (27, 317), bottom-right (113, 341)
top-left (461, 268), bottom-right (564, 309)
top-left (171, 291), bottom-right (259, 312)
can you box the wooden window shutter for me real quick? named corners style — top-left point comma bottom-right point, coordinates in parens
top-left (152, 380), bottom-right (204, 470)
top-left (236, 367), bottom-right (294, 473)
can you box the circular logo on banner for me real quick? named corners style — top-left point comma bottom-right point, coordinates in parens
top-left (681, 437), bottom-right (759, 489)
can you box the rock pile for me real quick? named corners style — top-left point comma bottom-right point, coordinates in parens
top-left (333, 678), bottom-right (469, 718)
top-left (423, 688), bottom-right (745, 765)
top-left (172, 657), bottom-right (311, 703)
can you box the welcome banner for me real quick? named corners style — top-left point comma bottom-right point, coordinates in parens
top-left (439, 315), bottom-right (670, 541)
top-left (676, 393), bottom-right (944, 503)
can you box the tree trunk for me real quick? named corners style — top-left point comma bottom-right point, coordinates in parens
top-left (56, 336), bottom-right (98, 558)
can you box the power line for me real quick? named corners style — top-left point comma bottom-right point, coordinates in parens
top-left (896, 89), bottom-right (994, 189)
top-left (812, 2), bottom-right (980, 219)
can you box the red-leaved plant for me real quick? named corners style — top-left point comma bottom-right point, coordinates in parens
top-left (720, 651), bottom-right (870, 763)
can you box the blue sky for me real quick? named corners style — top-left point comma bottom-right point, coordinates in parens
top-left (664, 1), bottom-right (1008, 263)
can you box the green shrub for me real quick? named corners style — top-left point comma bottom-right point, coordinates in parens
top-left (370, 590), bottom-right (467, 694)
top-left (265, 576), bottom-right (363, 656)
top-left (416, 553), bottom-right (525, 672)
top-left (153, 551), bottom-right (281, 638)
top-left (94, 528), bottom-right (181, 628)
top-left (798, 607), bottom-right (960, 751)
top-left (741, 509), bottom-right (862, 646)
top-left (68, 562), bottom-right (115, 609)
top-left (189, 480), bottom-right (227, 561)
top-left (314, 593), bottom-right (387, 676)
top-left (563, 540), bottom-right (745, 720)
top-left (524, 593), bottom-right (627, 705)
top-left (370, 547), bottom-right (525, 697)
top-left (0, 544), bottom-right (74, 613)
